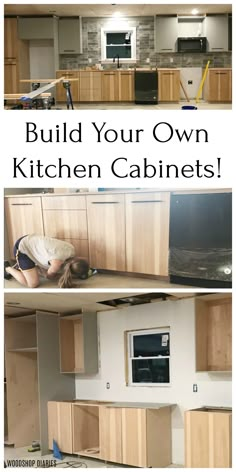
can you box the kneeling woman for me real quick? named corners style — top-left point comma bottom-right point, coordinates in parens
top-left (5, 234), bottom-right (91, 288)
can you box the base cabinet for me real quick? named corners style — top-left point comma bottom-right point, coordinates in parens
top-left (99, 407), bottom-right (122, 463)
top-left (48, 401), bottom-right (73, 453)
top-left (125, 192), bottom-right (170, 276)
top-left (207, 69), bottom-right (232, 102)
top-left (158, 70), bottom-right (180, 102)
top-left (185, 408), bottom-right (232, 468)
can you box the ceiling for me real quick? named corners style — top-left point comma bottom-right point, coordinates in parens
top-left (4, 291), bottom-right (197, 317)
top-left (4, 4), bottom-right (232, 17)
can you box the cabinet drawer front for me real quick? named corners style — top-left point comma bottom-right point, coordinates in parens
top-left (43, 210), bottom-right (88, 239)
top-left (42, 195), bottom-right (86, 210)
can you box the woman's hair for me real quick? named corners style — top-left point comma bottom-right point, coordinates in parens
top-left (58, 257), bottom-right (89, 288)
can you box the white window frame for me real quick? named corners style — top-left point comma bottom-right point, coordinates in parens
top-left (127, 327), bottom-right (171, 387)
top-left (101, 26), bottom-right (136, 63)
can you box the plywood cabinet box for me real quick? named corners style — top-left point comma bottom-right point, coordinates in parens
top-left (48, 401), bottom-right (172, 467)
top-left (59, 313), bottom-right (98, 374)
top-left (5, 313), bottom-right (75, 452)
top-left (185, 407), bottom-right (232, 467)
top-left (195, 295), bottom-right (232, 372)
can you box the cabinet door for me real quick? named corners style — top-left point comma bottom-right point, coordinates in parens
top-left (79, 72), bottom-right (102, 102)
top-left (4, 61), bottom-right (18, 94)
top-left (117, 71), bottom-right (134, 101)
top-left (87, 194), bottom-right (126, 270)
top-left (18, 17), bottom-right (54, 40)
top-left (155, 16), bottom-right (178, 53)
top-left (5, 197), bottom-right (44, 256)
top-left (205, 15), bottom-right (229, 52)
top-left (121, 408), bottom-right (147, 467)
top-left (102, 72), bottom-right (119, 101)
top-left (208, 70), bottom-right (232, 102)
top-left (56, 71), bottom-right (79, 102)
top-left (48, 402), bottom-right (73, 453)
top-left (158, 70), bottom-right (180, 101)
top-left (125, 193), bottom-right (170, 276)
top-left (100, 407), bottom-right (122, 463)
top-left (185, 410), bottom-right (232, 467)
top-left (4, 18), bottom-right (18, 59)
top-left (58, 18), bottom-right (82, 54)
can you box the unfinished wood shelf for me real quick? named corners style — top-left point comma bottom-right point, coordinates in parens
top-left (195, 295), bottom-right (232, 372)
top-left (59, 313), bottom-right (98, 374)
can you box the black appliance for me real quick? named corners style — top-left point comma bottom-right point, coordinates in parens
top-left (169, 193), bottom-right (232, 288)
top-left (134, 70), bottom-right (158, 104)
top-left (177, 37), bottom-right (207, 53)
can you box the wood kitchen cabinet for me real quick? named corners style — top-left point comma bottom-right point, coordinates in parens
top-left (158, 69), bottom-right (180, 102)
top-left (59, 314), bottom-right (98, 374)
top-left (117, 71), bottom-right (134, 101)
top-left (5, 196), bottom-right (44, 257)
top-left (205, 14), bottom-right (229, 52)
top-left (56, 70), bottom-right (79, 102)
top-left (87, 194), bottom-right (126, 270)
top-left (102, 71), bottom-right (119, 101)
top-left (206, 69), bottom-right (232, 102)
top-left (4, 18), bottom-right (30, 94)
top-left (72, 403), bottom-right (100, 455)
top-left (5, 313), bottom-right (75, 452)
top-left (42, 195), bottom-right (89, 259)
top-left (48, 401), bottom-right (73, 453)
top-left (79, 71), bottom-right (102, 102)
top-left (125, 192), bottom-right (170, 276)
top-left (195, 295), bottom-right (232, 372)
top-left (185, 407), bottom-right (232, 467)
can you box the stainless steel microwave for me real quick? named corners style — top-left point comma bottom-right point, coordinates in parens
top-left (177, 37), bottom-right (207, 53)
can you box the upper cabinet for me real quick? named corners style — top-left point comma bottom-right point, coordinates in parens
top-left (4, 18), bottom-right (18, 58)
top-left (205, 14), bottom-right (229, 52)
top-left (155, 16), bottom-right (178, 53)
top-left (18, 17), bottom-right (55, 39)
top-left (58, 18), bottom-right (83, 54)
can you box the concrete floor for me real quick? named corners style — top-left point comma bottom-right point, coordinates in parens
top-left (4, 271), bottom-right (191, 289)
top-left (5, 100), bottom-right (232, 110)
top-left (4, 446), bottom-right (182, 468)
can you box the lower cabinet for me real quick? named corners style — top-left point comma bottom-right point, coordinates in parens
top-left (125, 192), bottom-right (170, 276)
top-left (185, 408), bottom-right (232, 468)
top-left (48, 402), bottom-right (172, 467)
top-left (4, 61), bottom-right (18, 94)
top-left (207, 69), bottom-right (232, 102)
top-left (158, 69), bottom-right (180, 102)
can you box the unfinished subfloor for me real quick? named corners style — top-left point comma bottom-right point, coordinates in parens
top-left (4, 271), bottom-right (191, 289)
top-left (4, 446), bottom-right (182, 468)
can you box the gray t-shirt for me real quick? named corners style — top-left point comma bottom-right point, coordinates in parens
top-left (19, 235), bottom-right (76, 269)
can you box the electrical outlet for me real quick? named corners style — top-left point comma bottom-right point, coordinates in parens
top-left (170, 57), bottom-right (173, 63)
top-left (88, 58), bottom-right (92, 63)
top-left (106, 382), bottom-right (110, 389)
top-left (193, 384), bottom-right (198, 393)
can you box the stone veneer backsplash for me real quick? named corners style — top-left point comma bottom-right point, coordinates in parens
top-left (59, 16), bottom-right (232, 70)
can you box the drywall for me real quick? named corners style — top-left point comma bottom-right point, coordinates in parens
top-left (75, 298), bottom-right (232, 465)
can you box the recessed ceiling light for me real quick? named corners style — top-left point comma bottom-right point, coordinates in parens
top-left (191, 8), bottom-right (199, 15)
top-left (113, 11), bottom-right (121, 17)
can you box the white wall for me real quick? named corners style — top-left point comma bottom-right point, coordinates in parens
top-left (75, 298), bottom-right (232, 465)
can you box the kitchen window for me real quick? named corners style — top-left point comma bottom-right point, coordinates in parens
top-left (127, 327), bottom-right (170, 386)
top-left (101, 27), bottom-right (136, 62)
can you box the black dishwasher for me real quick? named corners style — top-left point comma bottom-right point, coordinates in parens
top-left (169, 192), bottom-right (232, 288)
top-left (135, 70), bottom-right (158, 104)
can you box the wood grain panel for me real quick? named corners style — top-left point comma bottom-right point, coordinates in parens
top-left (43, 210), bottom-right (88, 239)
top-left (158, 70), bottom-right (180, 102)
top-left (125, 192), bottom-right (170, 276)
top-left (208, 69), bottom-right (232, 102)
top-left (5, 197), bottom-right (44, 257)
top-left (4, 18), bottom-right (18, 58)
top-left (121, 408), bottom-right (147, 467)
top-left (87, 194), bottom-right (126, 270)
top-left (79, 71), bottom-right (102, 101)
top-left (117, 71), bottom-right (134, 101)
top-left (99, 407), bottom-right (122, 462)
top-left (48, 401), bottom-right (73, 453)
top-left (42, 195), bottom-right (86, 210)
top-left (207, 300), bottom-right (232, 371)
top-left (185, 410), bottom-right (209, 467)
top-left (6, 352), bottom-right (40, 447)
top-left (102, 71), bottom-right (119, 101)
